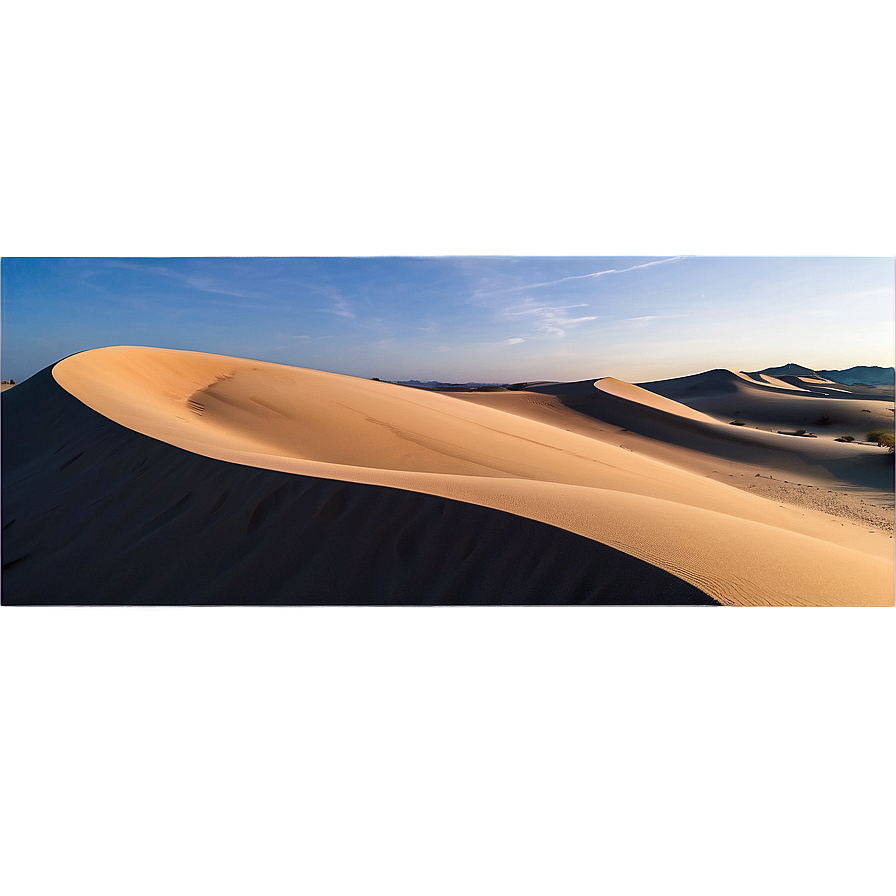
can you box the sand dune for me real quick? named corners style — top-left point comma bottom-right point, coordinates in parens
top-left (3, 369), bottom-right (710, 604)
top-left (737, 370), bottom-right (809, 391)
top-left (493, 374), bottom-right (889, 494)
top-left (775, 375), bottom-right (891, 400)
top-left (590, 377), bottom-right (721, 423)
top-left (638, 368), bottom-right (895, 436)
top-left (3, 346), bottom-right (894, 605)
top-left (756, 373), bottom-right (810, 391)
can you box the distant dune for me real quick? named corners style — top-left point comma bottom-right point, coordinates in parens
top-left (3, 347), bottom-right (893, 605)
top-left (638, 368), bottom-right (895, 435)
top-left (747, 362), bottom-right (895, 385)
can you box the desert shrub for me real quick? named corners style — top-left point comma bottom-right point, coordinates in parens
top-left (815, 415), bottom-right (833, 426)
top-left (729, 420), bottom-right (746, 426)
top-left (835, 435), bottom-right (854, 442)
top-left (867, 429), bottom-right (895, 453)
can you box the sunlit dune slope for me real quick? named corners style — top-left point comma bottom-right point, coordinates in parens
top-left (36, 346), bottom-right (894, 606)
top-left (755, 374), bottom-right (810, 391)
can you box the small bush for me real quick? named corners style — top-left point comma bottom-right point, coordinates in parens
top-left (835, 435), bottom-right (854, 442)
top-left (729, 420), bottom-right (746, 426)
top-left (867, 429), bottom-right (895, 453)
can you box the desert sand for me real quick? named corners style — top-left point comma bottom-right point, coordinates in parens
top-left (2, 346), bottom-right (893, 605)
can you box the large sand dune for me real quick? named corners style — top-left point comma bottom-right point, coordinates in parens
top-left (3, 346), bottom-right (893, 605)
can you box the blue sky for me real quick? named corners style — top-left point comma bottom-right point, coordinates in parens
top-left (0, 0), bottom-right (896, 381)
top-left (2, 256), bottom-right (893, 384)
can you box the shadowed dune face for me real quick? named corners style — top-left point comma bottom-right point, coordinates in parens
top-left (3, 346), bottom-right (893, 606)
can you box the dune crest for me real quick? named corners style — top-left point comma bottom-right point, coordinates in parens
top-left (591, 377), bottom-right (721, 424)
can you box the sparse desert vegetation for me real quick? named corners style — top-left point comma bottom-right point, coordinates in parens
top-left (867, 429), bottom-right (895, 453)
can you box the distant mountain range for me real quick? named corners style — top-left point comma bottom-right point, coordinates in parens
top-left (390, 379), bottom-right (505, 389)
top-left (749, 363), bottom-right (895, 385)
top-left (814, 366), bottom-right (895, 385)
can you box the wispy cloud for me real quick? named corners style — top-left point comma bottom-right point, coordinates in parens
top-left (505, 338), bottom-right (524, 345)
top-left (502, 300), bottom-right (598, 337)
top-left (318, 294), bottom-right (356, 319)
top-left (474, 256), bottom-right (687, 298)
top-left (102, 260), bottom-right (256, 299)
top-left (621, 313), bottom-right (689, 323)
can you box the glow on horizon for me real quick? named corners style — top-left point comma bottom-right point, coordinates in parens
top-left (1, 256), bottom-right (893, 385)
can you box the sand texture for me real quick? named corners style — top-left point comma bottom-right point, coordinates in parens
top-left (3, 346), bottom-right (894, 605)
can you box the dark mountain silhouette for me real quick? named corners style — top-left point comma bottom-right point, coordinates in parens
top-left (747, 363), bottom-right (820, 378)
top-left (814, 366), bottom-right (895, 385)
